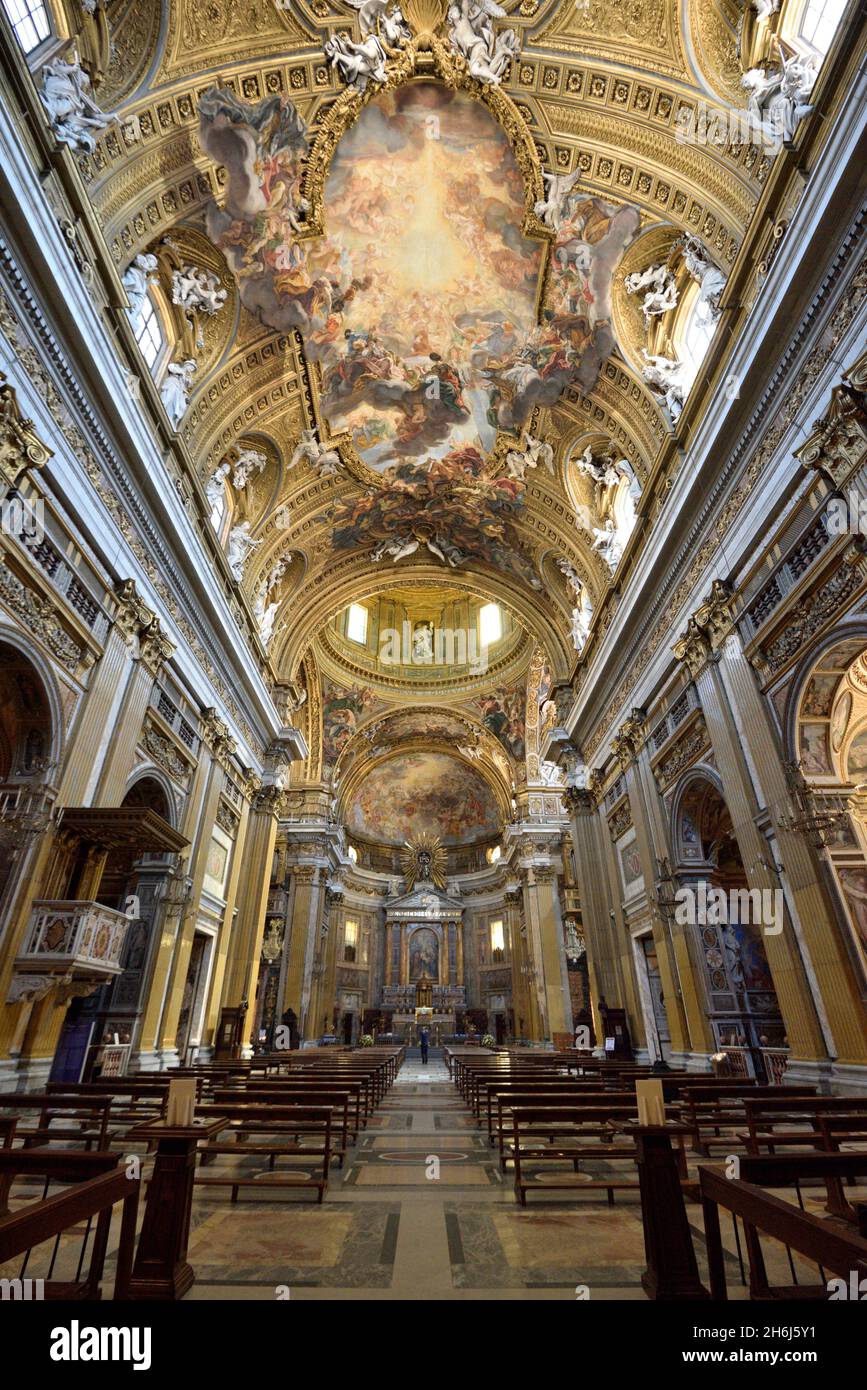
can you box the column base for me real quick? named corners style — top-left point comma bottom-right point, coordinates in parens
top-left (8, 1056), bottom-right (53, 1091)
top-left (667, 1051), bottom-right (715, 1073)
top-left (828, 1061), bottom-right (867, 1094)
top-left (782, 1056), bottom-right (835, 1093)
top-left (132, 1048), bottom-right (180, 1072)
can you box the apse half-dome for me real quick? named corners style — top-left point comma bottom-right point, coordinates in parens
top-left (345, 750), bottom-right (501, 846)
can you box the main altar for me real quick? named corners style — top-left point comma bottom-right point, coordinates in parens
top-left (379, 835), bottom-right (466, 1041)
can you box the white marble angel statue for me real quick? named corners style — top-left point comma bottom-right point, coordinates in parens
top-left (254, 594), bottom-right (280, 647)
top-left (642, 350), bottom-right (687, 419)
top-left (570, 586), bottom-right (594, 652)
top-left (505, 434), bottom-right (555, 479)
top-left (289, 428), bottom-right (342, 476)
top-left (205, 460), bottom-right (231, 517)
top-left (343, 0), bottom-right (391, 32)
top-left (324, 31), bottom-right (388, 91)
top-left (41, 54), bottom-right (115, 152)
top-left (122, 253), bottom-right (158, 326)
top-left (534, 168), bottom-right (582, 231)
top-left (171, 264), bottom-right (227, 318)
top-left (344, 0), bottom-right (409, 43)
top-left (625, 262), bottom-right (679, 322)
top-left (160, 358), bottom-right (196, 427)
top-left (592, 517), bottom-right (624, 571)
top-left (231, 448), bottom-right (267, 490)
top-left (227, 521), bottom-right (261, 582)
top-left (680, 235), bottom-right (727, 322)
top-left (447, 0), bottom-right (519, 87)
top-left (743, 50), bottom-right (816, 144)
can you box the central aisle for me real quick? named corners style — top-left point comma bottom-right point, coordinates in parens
top-left (185, 1050), bottom-right (649, 1300)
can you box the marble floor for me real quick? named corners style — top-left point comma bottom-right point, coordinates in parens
top-left (2, 1053), bottom-right (856, 1301)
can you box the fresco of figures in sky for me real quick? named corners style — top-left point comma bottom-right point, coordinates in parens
top-left (199, 78), bottom-right (639, 575)
top-left (347, 750), bottom-right (501, 845)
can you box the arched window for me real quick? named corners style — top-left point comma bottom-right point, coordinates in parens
top-left (133, 294), bottom-right (165, 373)
top-left (209, 475), bottom-right (232, 539)
top-left (3, 0), bottom-right (50, 53)
top-left (677, 285), bottom-right (717, 391)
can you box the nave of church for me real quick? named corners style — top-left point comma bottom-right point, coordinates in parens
top-left (0, 0), bottom-right (866, 1349)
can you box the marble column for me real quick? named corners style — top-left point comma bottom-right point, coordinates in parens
top-left (564, 784), bottom-right (631, 1039)
top-left (683, 637), bottom-right (828, 1063)
top-left (282, 863), bottom-right (327, 1038)
top-left (221, 787), bottom-right (282, 1050)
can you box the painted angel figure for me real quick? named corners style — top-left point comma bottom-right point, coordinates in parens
top-left (122, 253), bottom-right (158, 326)
top-left (534, 168), bottom-right (582, 231)
top-left (373, 536), bottom-right (420, 563)
top-left (324, 32), bottom-right (388, 92)
top-left (624, 262), bottom-right (679, 322)
top-left (289, 428), bottom-right (341, 476)
top-left (160, 358), bottom-right (197, 428)
top-left (41, 54), bottom-right (115, 152)
top-left (231, 448), bottom-right (268, 490)
top-left (227, 521), bottom-right (261, 582)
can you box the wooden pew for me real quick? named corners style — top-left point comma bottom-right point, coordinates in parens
top-left (676, 1085), bottom-right (818, 1155)
top-left (481, 1078), bottom-right (605, 1143)
top-left (740, 1095), bottom-right (867, 1154)
top-left (507, 1102), bottom-right (685, 1204)
top-left (0, 1093), bottom-right (113, 1150)
top-left (493, 1090), bottom-right (643, 1168)
top-left (211, 1084), bottom-right (356, 1149)
top-left (192, 1103), bottom-right (334, 1203)
top-left (0, 1149), bottom-right (140, 1299)
top-left (699, 1162), bottom-right (867, 1299)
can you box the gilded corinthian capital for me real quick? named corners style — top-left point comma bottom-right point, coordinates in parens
top-left (0, 375), bottom-right (52, 487)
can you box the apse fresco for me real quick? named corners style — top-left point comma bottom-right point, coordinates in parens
top-left (347, 751), bottom-right (501, 845)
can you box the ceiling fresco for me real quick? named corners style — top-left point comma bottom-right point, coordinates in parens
top-left (198, 76), bottom-right (639, 478)
top-left (59, 0), bottom-right (814, 809)
top-left (345, 749), bottom-right (502, 845)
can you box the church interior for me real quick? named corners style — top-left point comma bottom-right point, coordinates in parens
top-left (0, 0), bottom-right (866, 1329)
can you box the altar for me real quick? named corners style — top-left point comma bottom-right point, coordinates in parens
top-left (379, 836), bottom-right (467, 1036)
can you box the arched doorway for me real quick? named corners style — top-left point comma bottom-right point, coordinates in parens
top-left (673, 772), bottom-right (785, 1080)
top-left (50, 774), bottom-right (179, 1081)
top-left (0, 639), bottom-right (56, 909)
top-left (790, 630), bottom-right (867, 985)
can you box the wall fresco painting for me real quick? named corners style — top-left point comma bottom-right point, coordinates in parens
top-left (474, 684), bottom-right (526, 761)
top-left (321, 678), bottom-right (385, 769)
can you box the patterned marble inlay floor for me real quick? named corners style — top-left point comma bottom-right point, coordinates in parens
top-left (177, 1051), bottom-right (797, 1299)
top-left (4, 1051), bottom-right (828, 1300)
